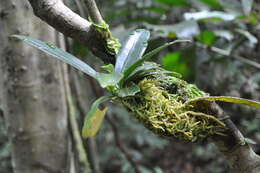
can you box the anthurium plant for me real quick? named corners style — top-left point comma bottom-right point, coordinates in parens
top-left (13, 29), bottom-right (260, 142)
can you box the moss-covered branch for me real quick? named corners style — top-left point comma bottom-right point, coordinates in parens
top-left (119, 65), bottom-right (260, 172)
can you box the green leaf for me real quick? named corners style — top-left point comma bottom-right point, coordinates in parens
top-left (101, 64), bottom-right (115, 73)
top-left (125, 62), bottom-right (182, 83)
top-left (12, 35), bottom-right (97, 78)
top-left (124, 62), bottom-right (162, 81)
top-left (186, 96), bottom-right (260, 109)
top-left (116, 84), bottom-right (140, 97)
top-left (115, 29), bottom-right (150, 73)
top-left (123, 40), bottom-right (191, 81)
top-left (82, 96), bottom-right (111, 138)
top-left (162, 52), bottom-right (190, 78)
top-left (244, 137), bottom-right (257, 145)
top-left (96, 72), bottom-right (123, 88)
top-left (196, 30), bottom-right (217, 46)
top-left (199, 0), bottom-right (223, 9)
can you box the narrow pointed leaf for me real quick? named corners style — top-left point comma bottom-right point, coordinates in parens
top-left (123, 40), bottom-right (191, 81)
top-left (120, 62), bottom-right (182, 85)
top-left (186, 96), bottom-right (260, 109)
top-left (82, 96), bottom-right (111, 138)
top-left (115, 29), bottom-right (150, 73)
top-left (244, 137), bottom-right (257, 145)
top-left (12, 35), bottom-right (97, 78)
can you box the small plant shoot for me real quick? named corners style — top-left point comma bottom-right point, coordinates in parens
top-left (13, 29), bottom-right (260, 142)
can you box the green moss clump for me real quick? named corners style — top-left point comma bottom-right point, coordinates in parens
top-left (121, 74), bottom-right (226, 142)
top-left (92, 22), bottom-right (121, 55)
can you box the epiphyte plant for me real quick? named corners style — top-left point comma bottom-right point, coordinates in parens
top-left (13, 29), bottom-right (260, 142)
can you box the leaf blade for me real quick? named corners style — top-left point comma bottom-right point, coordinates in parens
top-left (12, 35), bottom-right (97, 78)
top-left (186, 96), bottom-right (260, 109)
top-left (123, 40), bottom-right (191, 81)
top-left (116, 84), bottom-right (140, 97)
top-left (96, 72), bottom-right (123, 88)
top-left (115, 29), bottom-right (150, 73)
top-left (82, 96), bottom-right (111, 138)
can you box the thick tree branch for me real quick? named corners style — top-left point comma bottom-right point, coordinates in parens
top-left (27, 0), bottom-right (115, 63)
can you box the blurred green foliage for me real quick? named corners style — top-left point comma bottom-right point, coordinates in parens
top-left (155, 0), bottom-right (190, 7)
top-left (162, 52), bottom-right (190, 78)
top-left (196, 30), bottom-right (218, 46)
top-left (199, 0), bottom-right (223, 9)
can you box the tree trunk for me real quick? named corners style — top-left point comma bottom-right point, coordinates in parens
top-left (0, 1), bottom-right (69, 172)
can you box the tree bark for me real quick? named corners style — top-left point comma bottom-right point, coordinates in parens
top-left (201, 102), bottom-right (260, 173)
top-left (0, 1), bottom-right (69, 173)
top-left (27, 0), bottom-right (115, 63)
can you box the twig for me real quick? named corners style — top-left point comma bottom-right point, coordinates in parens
top-left (106, 114), bottom-right (142, 173)
top-left (64, 65), bottom-right (92, 173)
top-left (84, 0), bottom-right (104, 24)
top-left (71, 71), bottom-right (102, 173)
top-left (57, 33), bottom-right (92, 173)
top-left (231, 54), bottom-right (260, 69)
top-left (197, 43), bottom-right (260, 70)
top-left (210, 46), bottom-right (260, 70)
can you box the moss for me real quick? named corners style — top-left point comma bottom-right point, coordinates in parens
top-left (121, 73), bottom-right (226, 142)
top-left (92, 22), bottom-right (121, 55)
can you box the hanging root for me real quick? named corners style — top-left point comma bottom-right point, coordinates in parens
top-left (121, 76), bottom-right (226, 142)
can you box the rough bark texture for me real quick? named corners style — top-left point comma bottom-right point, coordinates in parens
top-left (0, 1), bottom-right (69, 173)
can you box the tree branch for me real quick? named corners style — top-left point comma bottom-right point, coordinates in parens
top-left (27, 0), bottom-right (115, 63)
top-left (199, 101), bottom-right (260, 173)
top-left (84, 0), bottom-right (104, 24)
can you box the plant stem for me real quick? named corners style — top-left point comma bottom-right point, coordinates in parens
top-left (106, 114), bottom-right (142, 173)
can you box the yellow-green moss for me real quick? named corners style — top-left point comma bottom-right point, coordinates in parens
top-left (92, 22), bottom-right (121, 55)
top-left (121, 76), bottom-right (226, 142)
